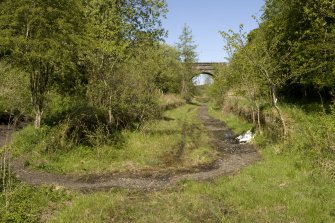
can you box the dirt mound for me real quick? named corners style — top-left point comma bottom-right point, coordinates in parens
top-left (6, 106), bottom-right (261, 191)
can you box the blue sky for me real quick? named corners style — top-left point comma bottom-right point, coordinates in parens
top-left (162, 0), bottom-right (265, 62)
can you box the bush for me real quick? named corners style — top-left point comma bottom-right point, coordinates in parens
top-left (43, 92), bottom-right (86, 127)
top-left (43, 106), bottom-right (119, 152)
top-left (12, 105), bottom-right (122, 154)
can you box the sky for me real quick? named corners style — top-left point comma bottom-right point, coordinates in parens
top-left (162, 0), bottom-right (265, 62)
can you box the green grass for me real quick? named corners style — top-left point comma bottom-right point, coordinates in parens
top-left (158, 93), bottom-right (185, 106)
top-left (0, 180), bottom-right (72, 223)
top-left (12, 104), bottom-right (216, 174)
top-left (207, 102), bottom-right (253, 135)
top-left (45, 103), bottom-right (335, 223)
top-left (7, 102), bottom-right (335, 222)
top-left (47, 148), bottom-right (335, 223)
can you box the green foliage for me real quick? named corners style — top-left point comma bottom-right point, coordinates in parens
top-left (134, 44), bottom-right (184, 94)
top-left (0, 0), bottom-right (86, 127)
top-left (88, 63), bottom-right (161, 129)
top-left (216, 0), bottom-right (335, 138)
top-left (263, 0), bottom-right (335, 96)
top-left (43, 92), bottom-right (87, 126)
top-left (11, 104), bottom-right (216, 174)
top-left (176, 24), bottom-right (198, 64)
top-left (282, 105), bottom-right (335, 162)
top-left (45, 106), bottom-right (114, 150)
top-left (176, 24), bottom-right (198, 101)
top-left (0, 179), bottom-right (72, 223)
top-left (11, 125), bottom-right (50, 155)
top-left (0, 0), bottom-right (168, 129)
top-left (0, 62), bottom-right (30, 113)
top-left (83, 0), bottom-right (168, 125)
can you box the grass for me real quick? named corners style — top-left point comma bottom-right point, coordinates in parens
top-left (46, 103), bottom-right (335, 222)
top-left (207, 102), bottom-right (253, 135)
top-left (5, 102), bottom-right (335, 222)
top-left (159, 93), bottom-right (185, 105)
top-left (47, 143), bottom-right (335, 223)
top-left (0, 179), bottom-right (72, 223)
top-left (159, 93), bottom-right (185, 110)
top-left (11, 104), bottom-right (216, 174)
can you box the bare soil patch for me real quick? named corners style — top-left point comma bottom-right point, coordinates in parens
top-left (3, 106), bottom-right (260, 191)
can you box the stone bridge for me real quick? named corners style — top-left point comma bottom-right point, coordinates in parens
top-left (192, 62), bottom-right (226, 77)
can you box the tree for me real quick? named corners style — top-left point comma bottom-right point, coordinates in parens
top-left (84, 0), bottom-right (167, 123)
top-left (147, 44), bottom-right (184, 94)
top-left (263, 0), bottom-right (335, 100)
top-left (0, 62), bottom-right (30, 122)
top-left (0, 0), bottom-right (85, 128)
top-left (176, 24), bottom-right (198, 101)
top-left (220, 24), bottom-right (290, 136)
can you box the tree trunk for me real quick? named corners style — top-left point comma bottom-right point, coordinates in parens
top-left (271, 87), bottom-right (287, 136)
top-left (108, 109), bottom-right (112, 124)
top-left (252, 109), bottom-right (256, 124)
top-left (108, 96), bottom-right (113, 124)
top-left (34, 108), bottom-right (42, 128)
top-left (256, 103), bottom-right (261, 131)
top-left (317, 90), bottom-right (325, 113)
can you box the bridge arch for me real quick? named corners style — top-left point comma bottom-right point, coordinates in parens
top-left (192, 62), bottom-right (226, 79)
top-left (192, 73), bottom-right (215, 86)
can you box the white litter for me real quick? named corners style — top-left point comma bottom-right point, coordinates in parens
top-left (236, 130), bottom-right (254, 143)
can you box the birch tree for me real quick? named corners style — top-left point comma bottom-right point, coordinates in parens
top-left (0, 0), bottom-right (85, 128)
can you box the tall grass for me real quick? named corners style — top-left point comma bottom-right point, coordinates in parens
top-left (11, 104), bottom-right (216, 174)
top-left (280, 105), bottom-right (335, 179)
top-left (0, 179), bottom-right (72, 222)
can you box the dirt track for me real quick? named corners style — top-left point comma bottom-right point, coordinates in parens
top-left (4, 106), bottom-right (260, 191)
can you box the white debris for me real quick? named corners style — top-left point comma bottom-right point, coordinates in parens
top-left (236, 130), bottom-right (254, 143)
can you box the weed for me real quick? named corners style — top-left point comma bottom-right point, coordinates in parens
top-left (0, 178), bottom-right (73, 223)
top-left (11, 104), bottom-right (216, 174)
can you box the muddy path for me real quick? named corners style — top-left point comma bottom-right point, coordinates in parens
top-left (4, 106), bottom-right (260, 191)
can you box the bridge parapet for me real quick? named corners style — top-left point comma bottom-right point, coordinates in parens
top-left (192, 62), bottom-right (226, 75)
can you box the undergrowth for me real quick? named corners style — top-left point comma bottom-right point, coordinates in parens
top-left (5, 101), bottom-right (335, 222)
top-left (11, 104), bottom-right (216, 174)
top-left (207, 102), bottom-right (253, 135)
top-left (0, 178), bottom-right (72, 223)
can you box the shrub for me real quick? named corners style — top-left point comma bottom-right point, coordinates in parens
top-left (43, 106), bottom-right (118, 152)
top-left (11, 125), bottom-right (50, 155)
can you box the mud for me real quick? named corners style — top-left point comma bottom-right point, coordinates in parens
top-left (3, 106), bottom-right (261, 191)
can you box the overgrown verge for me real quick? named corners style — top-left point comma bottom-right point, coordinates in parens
top-left (0, 149), bottom-right (73, 223)
top-left (2, 102), bottom-right (335, 222)
top-left (11, 104), bottom-right (216, 175)
top-left (159, 93), bottom-right (186, 111)
top-left (46, 104), bottom-right (335, 223)
top-left (209, 93), bottom-right (335, 180)
top-left (280, 105), bottom-right (335, 179)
